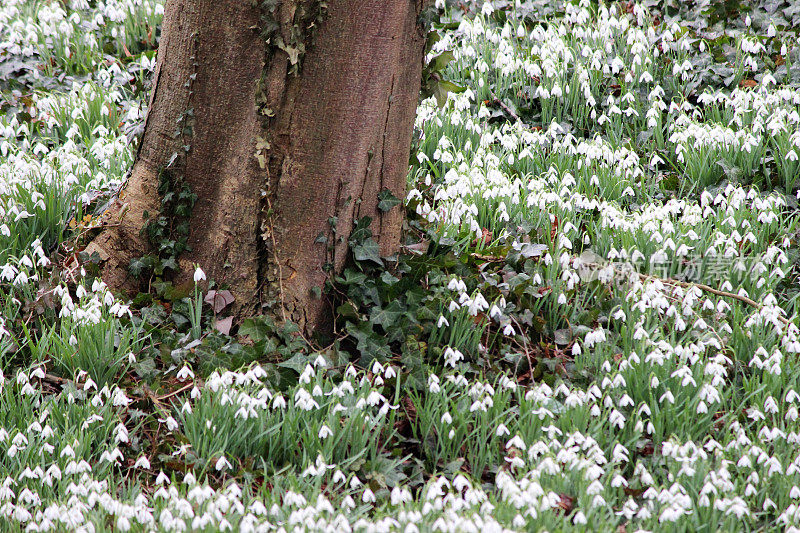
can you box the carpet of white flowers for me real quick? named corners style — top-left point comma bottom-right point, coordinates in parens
top-left (2, 0), bottom-right (800, 531)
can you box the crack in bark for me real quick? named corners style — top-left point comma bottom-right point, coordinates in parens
top-left (135, 44), bottom-right (165, 165)
top-left (331, 175), bottom-right (346, 268)
top-left (377, 73), bottom-right (396, 242)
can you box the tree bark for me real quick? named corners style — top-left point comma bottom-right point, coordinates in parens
top-left (88, 0), bottom-right (428, 334)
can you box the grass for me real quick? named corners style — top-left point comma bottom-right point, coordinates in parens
top-left (0, 0), bottom-right (800, 531)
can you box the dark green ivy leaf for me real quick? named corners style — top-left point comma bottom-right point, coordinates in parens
top-left (377, 189), bottom-right (401, 212)
top-left (278, 353), bottom-right (314, 374)
top-left (369, 300), bottom-right (405, 329)
top-left (428, 50), bottom-right (455, 73)
top-left (345, 322), bottom-right (391, 365)
top-left (239, 317), bottom-right (273, 342)
top-left (353, 238), bottom-right (383, 266)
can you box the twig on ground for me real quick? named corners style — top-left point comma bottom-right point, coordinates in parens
top-left (470, 253), bottom-right (505, 262)
top-left (142, 383), bottom-right (164, 409)
top-left (636, 272), bottom-right (791, 327)
top-left (598, 263), bottom-right (794, 328)
top-left (490, 90), bottom-right (524, 124)
top-left (43, 373), bottom-right (71, 385)
top-left (509, 315), bottom-right (535, 376)
top-left (156, 382), bottom-right (195, 401)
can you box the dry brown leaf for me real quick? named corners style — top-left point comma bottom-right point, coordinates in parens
top-left (214, 316), bottom-right (233, 336)
top-left (204, 290), bottom-right (235, 313)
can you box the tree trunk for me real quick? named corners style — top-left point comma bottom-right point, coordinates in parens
top-left (87, 0), bottom-right (428, 334)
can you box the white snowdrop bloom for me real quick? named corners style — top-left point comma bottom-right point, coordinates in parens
top-left (193, 267), bottom-right (206, 282)
top-left (505, 435), bottom-right (526, 450)
top-left (176, 365), bottom-right (194, 382)
top-left (273, 395), bottom-right (287, 409)
top-left (162, 416), bottom-right (179, 431)
top-left (331, 470), bottom-right (347, 484)
top-left (318, 425), bottom-right (333, 439)
top-left (443, 347), bottom-right (464, 367)
top-left (215, 456), bottom-right (232, 471)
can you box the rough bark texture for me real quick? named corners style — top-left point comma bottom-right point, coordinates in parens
top-left (87, 0), bottom-right (428, 334)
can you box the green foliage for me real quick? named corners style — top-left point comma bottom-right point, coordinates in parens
top-left (24, 312), bottom-right (142, 387)
top-left (130, 164), bottom-right (197, 281)
top-left (420, 31), bottom-right (467, 108)
top-left (177, 366), bottom-right (396, 474)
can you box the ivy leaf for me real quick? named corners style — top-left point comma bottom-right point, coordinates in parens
top-left (128, 255), bottom-right (156, 278)
top-left (553, 328), bottom-right (572, 345)
top-left (428, 50), bottom-right (455, 73)
top-left (346, 322), bottom-right (391, 365)
top-left (349, 216), bottom-right (373, 245)
top-left (276, 38), bottom-right (302, 65)
top-left (353, 238), bottom-right (383, 266)
top-left (278, 353), bottom-right (314, 374)
top-left (520, 243), bottom-right (548, 258)
top-left (369, 300), bottom-right (405, 329)
top-left (716, 159), bottom-right (743, 182)
top-left (161, 256), bottom-right (179, 272)
top-left (132, 356), bottom-right (157, 380)
top-left (377, 189), bottom-right (401, 212)
top-left (128, 257), bottom-right (148, 278)
top-left (380, 271), bottom-right (400, 285)
top-left (338, 269), bottom-right (368, 286)
top-left (336, 301), bottom-right (360, 320)
top-left (433, 80), bottom-right (466, 108)
top-left (239, 317), bottom-right (272, 342)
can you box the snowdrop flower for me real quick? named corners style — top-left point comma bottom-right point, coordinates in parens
top-left (176, 365), bottom-right (194, 382)
top-left (318, 425), bottom-right (333, 439)
top-left (215, 456), bottom-right (232, 471)
top-left (505, 435), bottom-right (526, 450)
top-left (163, 416), bottom-right (179, 431)
top-left (155, 471), bottom-right (170, 485)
